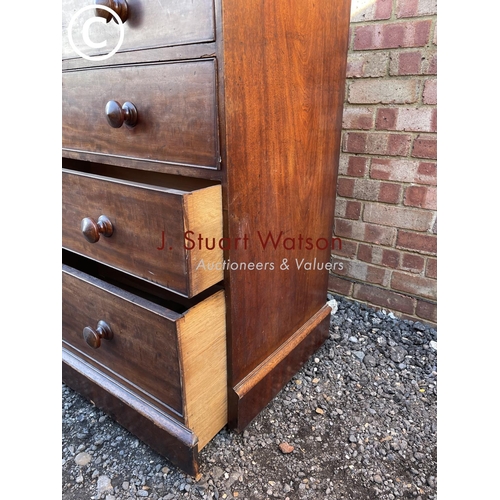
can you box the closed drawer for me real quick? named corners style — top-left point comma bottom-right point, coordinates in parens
top-left (62, 169), bottom-right (223, 298)
top-left (62, 60), bottom-right (218, 170)
top-left (62, 263), bottom-right (227, 449)
top-left (62, 0), bottom-right (215, 59)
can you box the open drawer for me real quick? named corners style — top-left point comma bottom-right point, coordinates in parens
top-left (62, 259), bottom-right (227, 476)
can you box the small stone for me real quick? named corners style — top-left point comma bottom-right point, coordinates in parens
top-left (75, 475), bottom-right (83, 484)
top-left (122, 481), bottom-right (130, 490)
top-left (279, 442), bottom-right (294, 454)
top-left (430, 341), bottom-right (437, 350)
top-left (312, 378), bottom-right (320, 384)
top-left (352, 350), bottom-right (365, 362)
top-left (349, 336), bottom-right (358, 343)
top-left (373, 475), bottom-right (383, 484)
top-left (315, 408), bottom-right (324, 415)
top-left (74, 452), bottom-right (92, 466)
top-left (364, 354), bottom-right (377, 367)
top-left (390, 346), bottom-right (407, 363)
top-left (97, 476), bottom-right (113, 496)
top-left (327, 298), bottom-right (338, 315)
top-left (137, 490), bottom-right (149, 497)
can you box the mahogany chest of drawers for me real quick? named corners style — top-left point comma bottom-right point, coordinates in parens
top-left (62, 0), bottom-right (351, 476)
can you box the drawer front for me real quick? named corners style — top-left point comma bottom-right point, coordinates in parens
top-left (62, 0), bottom-right (215, 59)
top-left (62, 60), bottom-right (218, 170)
top-left (62, 265), bottom-right (185, 417)
top-left (62, 170), bottom-right (223, 298)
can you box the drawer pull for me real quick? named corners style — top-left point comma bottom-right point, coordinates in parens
top-left (105, 100), bottom-right (138, 128)
top-left (81, 215), bottom-right (114, 243)
top-left (94, 0), bottom-right (128, 23)
top-left (83, 320), bottom-right (113, 349)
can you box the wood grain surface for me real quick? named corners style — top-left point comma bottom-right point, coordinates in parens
top-left (218, 0), bottom-right (351, 423)
top-left (62, 0), bottom-right (215, 59)
top-left (62, 169), bottom-right (223, 297)
top-left (62, 60), bottom-right (218, 170)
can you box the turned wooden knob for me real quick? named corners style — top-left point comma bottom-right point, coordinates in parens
top-left (94, 0), bottom-right (128, 23)
top-left (83, 320), bottom-right (113, 349)
top-left (105, 100), bottom-right (138, 128)
top-left (81, 215), bottom-right (114, 243)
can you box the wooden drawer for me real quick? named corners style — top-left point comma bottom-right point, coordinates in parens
top-left (62, 169), bottom-right (223, 298)
top-left (62, 60), bottom-right (218, 170)
top-left (62, 263), bottom-right (227, 450)
top-left (62, 0), bottom-right (215, 60)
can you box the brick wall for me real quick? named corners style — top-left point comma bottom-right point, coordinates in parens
top-left (329, 0), bottom-right (437, 326)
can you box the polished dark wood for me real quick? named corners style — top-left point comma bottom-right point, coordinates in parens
top-left (62, 0), bottom-right (215, 60)
top-left (62, 169), bottom-right (223, 297)
top-left (62, 348), bottom-right (201, 478)
top-left (83, 320), bottom-right (113, 349)
top-left (218, 0), bottom-right (351, 428)
top-left (105, 101), bottom-right (138, 129)
top-left (63, 264), bottom-right (185, 419)
top-left (81, 215), bottom-right (113, 243)
top-left (62, 60), bottom-right (219, 171)
top-left (62, 0), bottom-right (352, 476)
top-left (94, 0), bottom-right (128, 23)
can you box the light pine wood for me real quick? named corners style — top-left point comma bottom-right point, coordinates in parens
top-left (177, 290), bottom-right (227, 449)
top-left (184, 186), bottom-right (225, 297)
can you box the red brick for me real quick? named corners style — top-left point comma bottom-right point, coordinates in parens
top-left (331, 238), bottom-right (358, 258)
top-left (371, 158), bottom-right (436, 185)
top-left (376, 108), bottom-right (398, 129)
top-left (397, 230), bottom-right (437, 254)
top-left (382, 249), bottom-right (400, 268)
top-left (351, 0), bottom-right (393, 22)
top-left (343, 132), bottom-right (412, 156)
top-left (424, 51), bottom-right (437, 75)
top-left (401, 253), bottom-right (425, 273)
top-left (364, 223), bottom-right (397, 246)
top-left (346, 52), bottom-right (389, 78)
top-left (412, 134), bottom-right (437, 159)
top-left (426, 258), bottom-right (437, 278)
top-left (342, 107), bottom-right (375, 129)
top-left (367, 265), bottom-right (390, 286)
top-left (376, 107), bottom-right (436, 132)
top-left (415, 299), bottom-right (437, 324)
top-left (404, 185), bottom-right (437, 209)
top-left (335, 219), bottom-right (397, 246)
top-left (353, 21), bottom-right (432, 51)
top-left (353, 179), bottom-right (382, 201)
top-left (328, 274), bottom-right (353, 296)
top-left (396, 0), bottom-right (437, 18)
top-left (334, 218), bottom-right (354, 239)
top-left (347, 156), bottom-right (368, 177)
top-left (390, 50), bottom-right (422, 75)
top-left (357, 243), bottom-right (373, 263)
top-left (378, 182), bottom-right (402, 203)
top-left (337, 177), bottom-right (355, 197)
top-left (364, 203), bottom-right (434, 231)
top-left (423, 79), bottom-right (437, 104)
top-left (336, 198), bottom-right (362, 220)
top-left (348, 79), bottom-right (419, 104)
top-left (353, 283), bottom-right (416, 314)
top-left (346, 200), bottom-right (362, 219)
top-left (391, 271), bottom-right (436, 300)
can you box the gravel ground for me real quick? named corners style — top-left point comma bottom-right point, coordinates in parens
top-left (62, 295), bottom-right (437, 500)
